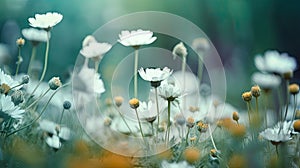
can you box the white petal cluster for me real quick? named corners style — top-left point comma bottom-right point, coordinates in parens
top-left (172, 42), bottom-right (188, 58)
top-left (0, 68), bottom-right (22, 90)
top-left (80, 42), bottom-right (112, 59)
top-left (252, 72), bottom-right (281, 89)
top-left (22, 28), bottom-right (48, 42)
top-left (158, 82), bottom-right (181, 101)
top-left (28, 12), bottom-right (63, 29)
top-left (0, 94), bottom-right (25, 119)
top-left (259, 121), bottom-right (292, 143)
top-left (138, 67), bottom-right (173, 82)
top-left (118, 29), bottom-right (157, 47)
top-left (255, 50), bottom-right (296, 74)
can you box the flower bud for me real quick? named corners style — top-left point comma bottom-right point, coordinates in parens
top-left (21, 75), bottom-right (30, 84)
top-left (129, 98), bottom-right (139, 109)
top-left (242, 91), bottom-right (252, 102)
top-left (293, 120), bottom-right (300, 132)
top-left (289, 83), bottom-right (299, 95)
top-left (251, 85), bottom-right (261, 97)
top-left (48, 77), bottom-right (62, 90)
top-left (11, 90), bottom-right (24, 105)
top-left (184, 147), bottom-right (200, 164)
top-left (232, 111), bottom-right (239, 122)
top-left (114, 96), bottom-right (124, 107)
top-left (172, 42), bottom-right (187, 59)
top-left (16, 38), bottom-right (25, 46)
top-left (63, 100), bottom-right (71, 110)
top-left (186, 117), bottom-right (195, 128)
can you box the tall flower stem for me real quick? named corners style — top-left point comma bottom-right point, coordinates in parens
top-left (94, 59), bottom-right (100, 73)
top-left (59, 109), bottom-right (65, 125)
top-left (288, 95), bottom-right (297, 131)
top-left (246, 102), bottom-right (252, 124)
top-left (185, 127), bottom-right (190, 145)
top-left (167, 100), bottom-right (171, 145)
top-left (15, 46), bottom-right (22, 76)
top-left (116, 107), bottom-right (133, 134)
top-left (197, 52), bottom-right (204, 85)
top-left (283, 80), bottom-right (290, 121)
top-left (208, 124), bottom-right (218, 151)
top-left (182, 56), bottom-right (186, 110)
top-left (31, 32), bottom-right (50, 96)
top-left (155, 87), bottom-right (160, 137)
top-left (25, 88), bottom-right (51, 110)
top-left (134, 48), bottom-right (139, 98)
top-left (27, 46), bottom-right (37, 75)
top-left (134, 108), bottom-right (144, 137)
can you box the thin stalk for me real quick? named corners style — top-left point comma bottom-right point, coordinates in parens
top-left (25, 88), bottom-right (51, 110)
top-left (134, 49), bottom-right (139, 98)
top-left (27, 46), bottom-right (37, 75)
top-left (30, 32), bottom-right (50, 96)
top-left (185, 128), bottom-right (190, 145)
top-left (288, 95), bottom-right (297, 132)
top-left (134, 108), bottom-right (144, 137)
top-left (283, 80), bottom-right (290, 121)
top-left (59, 109), bottom-right (65, 125)
top-left (6, 83), bottom-right (69, 137)
top-left (197, 52), bottom-right (204, 84)
top-left (182, 56), bottom-right (186, 110)
top-left (246, 102), bottom-right (251, 124)
top-left (94, 59), bottom-right (100, 73)
top-left (15, 46), bottom-right (22, 76)
top-left (116, 107), bottom-right (133, 134)
top-left (155, 87), bottom-right (160, 137)
top-left (208, 124), bottom-right (218, 151)
top-left (167, 100), bottom-right (171, 145)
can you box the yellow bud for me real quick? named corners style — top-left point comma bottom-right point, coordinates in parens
top-left (114, 96), bottom-right (124, 107)
top-left (242, 91), bottom-right (252, 102)
top-left (251, 85), bottom-right (261, 97)
top-left (293, 120), bottom-right (300, 132)
top-left (289, 83), bottom-right (299, 95)
top-left (129, 98), bottom-right (139, 109)
top-left (232, 111), bottom-right (239, 122)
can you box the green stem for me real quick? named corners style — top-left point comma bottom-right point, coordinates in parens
top-left (25, 88), bottom-right (51, 110)
top-left (288, 95), bottom-right (297, 132)
top-left (197, 52), bottom-right (204, 84)
top-left (134, 108), bottom-right (144, 137)
top-left (182, 56), bottom-right (186, 110)
top-left (117, 107), bottom-right (133, 134)
top-left (27, 46), bottom-right (37, 75)
top-left (59, 109), bottom-right (65, 125)
top-left (15, 46), bottom-right (22, 76)
top-left (155, 87), bottom-right (160, 137)
top-left (185, 128), bottom-right (190, 145)
top-left (31, 32), bottom-right (50, 96)
top-left (283, 80), bottom-right (290, 121)
top-left (134, 49), bottom-right (139, 98)
top-left (208, 124), bottom-right (218, 151)
top-left (246, 102), bottom-right (251, 124)
top-left (167, 100), bottom-right (171, 144)
top-left (6, 83), bottom-right (69, 137)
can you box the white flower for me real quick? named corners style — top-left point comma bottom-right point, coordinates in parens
top-left (259, 121), bottom-right (292, 143)
top-left (28, 12), bottom-right (63, 29)
top-left (118, 29), bottom-right (157, 47)
top-left (158, 82), bottom-right (181, 101)
top-left (46, 135), bottom-right (61, 149)
top-left (138, 67), bottom-right (173, 82)
top-left (73, 65), bottom-right (105, 96)
top-left (82, 35), bottom-right (97, 47)
top-left (252, 72), bottom-right (281, 89)
top-left (0, 94), bottom-right (25, 119)
top-left (0, 68), bottom-right (22, 90)
top-left (172, 42), bottom-right (188, 59)
top-left (161, 160), bottom-right (195, 168)
top-left (192, 37), bottom-right (210, 53)
top-left (138, 101), bottom-right (156, 122)
top-left (21, 28), bottom-right (48, 42)
top-left (80, 42), bottom-right (112, 59)
top-left (255, 50), bottom-right (296, 74)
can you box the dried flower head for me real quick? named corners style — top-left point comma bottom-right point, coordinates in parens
top-left (192, 37), bottom-right (210, 53)
top-left (251, 85), bottom-right (261, 97)
top-left (289, 83), bottom-right (299, 95)
top-left (189, 106), bottom-right (199, 113)
top-left (114, 96), bottom-right (124, 107)
top-left (21, 75), bottom-right (30, 84)
top-left (16, 38), bottom-right (25, 46)
top-left (293, 120), bottom-right (300, 132)
top-left (283, 71), bottom-right (293, 80)
top-left (129, 98), bottom-right (139, 109)
top-left (228, 154), bottom-right (247, 168)
top-left (172, 42), bottom-right (188, 59)
top-left (210, 149), bottom-right (218, 157)
top-left (63, 100), bottom-right (71, 110)
top-left (242, 91), bottom-right (252, 102)
top-left (197, 121), bottom-right (208, 133)
top-left (48, 77), bottom-right (62, 90)
top-left (232, 111), bottom-right (239, 122)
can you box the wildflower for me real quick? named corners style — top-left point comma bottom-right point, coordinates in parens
top-left (22, 28), bottom-right (48, 44)
top-left (210, 149), bottom-right (218, 157)
top-left (174, 114), bottom-right (185, 126)
top-left (172, 42), bottom-right (188, 59)
top-left (138, 67), bottom-right (173, 87)
top-left (184, 147), bottom-right (200, 164)
top-left (118, 29), bottom-right (157, 48)
top-left (252, 72), bottom-right (281, 90)
top-left (186, 117), bottom-right (195, 128)
top-left (63, 100), bottom-right (71, 110)
top-left (251, 85), bottom-right (261, 97)
top-left (80, 42), bottom-right (112, 60)
top-left (139, 101), bottom-right (156, 123)
top-left (0, 94), bottom-right (25, 119)
top-left (82, 35), bottom-right (97, 47)
top-left (242, 91), bottom-right (252, 102)
top-left (289, 83), bottom-right (299, 95)
top-left (293, 120), bottom-right (300, 132)
top-left (189, 106), bottom-right (199, 113)
top-left (254, 50), bottom-right (296, 75)
top-left (28, 12), bottom-right (63, 30)
top-left (232, 111), bottom-right (239, 122)
top-left (283, 71), bottom-right (293, 80)
top-left (259, 121), bottom-right (292, 143)
top-left (11, 90), bottom-right (24, 105)
top-left (16, 38), bottom-right (25, 46)
top-left (0, 68), bottom-right (22, 90)
top-left (192, 37), bottom-right (210, 53)
top-left (21, 75), bottom-right (30, 84)
top-left (129, 98), bottom-right (139, 109)
top-left (158, 82), bottom-right (181, 102)
top-left (114, 96), bottom-right (124, 107)
top-left (161, 160), bottom-right (195, 168)
top-left (48, 77), bottom-right (62, 90)
top-left (197, 120), bottom-right (208, 132)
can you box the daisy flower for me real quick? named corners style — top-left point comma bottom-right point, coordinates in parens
top-left (255, 50), bottom-right (296, 75)
top-left (252, 72), bottom-right (281, 89)
top-left (259, 121), bottom-right (292, 143)
top-left (118, 29), bottom-right (156, 47)
top-left (0, 68), bottom-right (22, 90)
top-left (21, 28), bottom-right (48, 43)
top-left (138, 67), bottom-right (173, 83)
top-left (28, 12), bottom-right (63, 30)
top-left (80, 42), bottom-right (112, 59)
top-left (158, 82), bottom-right (181, 102)
top-left (0, 94), bottom-right (25, 119)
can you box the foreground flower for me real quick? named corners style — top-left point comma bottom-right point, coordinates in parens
top-left (118, 29), bottom-right (157, 47)
top-left (0, 68), bottom-right (22, 91)
top-left (172, 42), bottom-right (188, 59)
top-left (0, 94), bottom-right (25, 119)
top-left (252, 72), bottom-right (281, 89)
top-left (22, 28), bottom-right (48, 43)
top-left (138, 67), bottom-right (173, 86)
top-left (80, 42), bottom-right (112, 59)
top-left (259, 121), bottom-right (292, 143)
top-left (254, 50), bottom-right (296, 75)
top-left (82, 35), bottom-right (97, 47)
top-left (28, 12), bottom-right (63, 30)
top-left (158, 82), bottom-right (181, 102)
top-left (161, 160), bottom-right (195, 168)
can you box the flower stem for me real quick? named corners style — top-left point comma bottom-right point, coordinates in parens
top-left (134, 108), bottom-right (144, 137)
top-left (197, 52), bottom-right (204, 84)
top-left (167, 100), bottom-right (171, 145)
top-left (25, 88), bottom-right (51, 110)
top-left (59, 109), bottom-right (65, 125)
top-left (182, 56), bottom-right (186, 110)
top-left (15, 46), bottom-right (22, 76)
top-left (155, 87), bottom-right (160, 137)
top-left (31, 32), bottom-right (50, 96)
top-left (117, 107), bottom-right (133, 134)
top-left (185, 127), bottom-right (190, 145)
top-left (27, 46), bottom-right (37, 75)
top-left (208, 124), bottom-right (218, 151)
top-left (246, 102), bottom-right (251, 124)
top-left (288, 95), bottom-right (297, 132)
top-left (283, 80), bottom-right (290, 121)
top-left (134, 49), bottom-right (139, 98)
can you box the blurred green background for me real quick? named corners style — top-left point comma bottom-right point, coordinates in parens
top-left (1, 0), bottom-right (299, 107)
